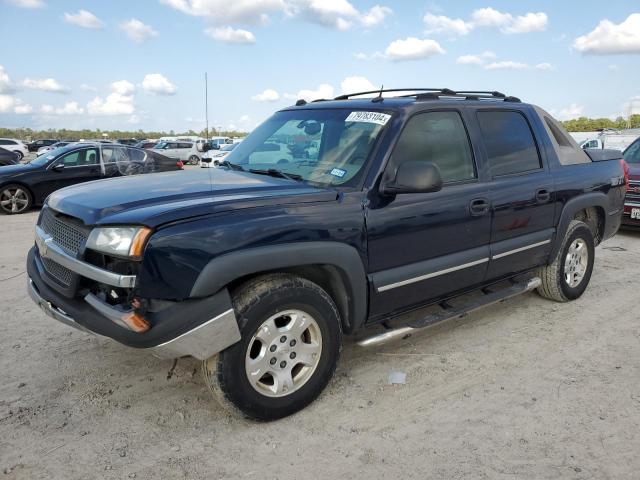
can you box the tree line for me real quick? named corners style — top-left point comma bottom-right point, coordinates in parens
top-left (560, 114), bottom-right (640, 132)
top-left (0, 127), bottom-right (248, 142)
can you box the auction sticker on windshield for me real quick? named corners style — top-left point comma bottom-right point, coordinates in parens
top-left (345, 111), bottom-right (391, 126)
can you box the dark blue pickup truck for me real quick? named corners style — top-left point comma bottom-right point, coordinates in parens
top-left (27, 89), bottom-right (627, 419)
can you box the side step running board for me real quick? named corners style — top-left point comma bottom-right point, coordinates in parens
top-left (357, 277), bottom-right (541, 348)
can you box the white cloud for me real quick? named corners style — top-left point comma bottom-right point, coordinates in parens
top-left (141, 73), bottom-right (177, 95)
top-left (384, 37), bottom-right (444, 62)
top-left (555, 104), bottom-right (585, 121)
top-left (423, 13), bottom-right (471, 36)
top-left (240, 114), bottom-right (250, 122)
top-left (361, 5), bottom-right (392, 28)
top-left (120, 19), bottom-right (159, 43)
top-left (252, 88), bottom-right (280, 102)
top-left (573, 13), bottom-right (640, 55)
top-left (422, 7), bottom-right (547, 37)
top-left (0, 95), bottom-right (15, 113)
top-left (159, 0), bottom-right (284, 24)
top-left (535, 62), bottom-right (553, 71)
top-left (470, 7), bottom-right (512, 28)
top-left (63, 10), bottom-right (105, 29)
top-left (160, 0), bottom-right (391, 30)
top-left (340, 76), bottom-right (376, 94)
top-left (56, 101), bottom-right (84, 115)
top-left (40, 104), bottom-right (54, 114)
top-left (484, 61), bottom-right (529, 70)
top-left (502, 12), bottom-right (548, 34)
top-left (608, 64), bottom-right (619, 71)
top-left (456, 51), bottom-right (496, 65)
top-left (290, 83), bottom-right (335, 102)
top-left (80, 84), bottom-right (97, 92)
top-left (205, 26), bottom-right (256, 44)
top-left (6, 0), bottom-right (44, 8)
top-left (0, 66), bottom-right (16, 94)
top-left (22, 77), bottom-right (70, 93)
top-left (87, 81), bottom-right (135, 116)
top-left (14, 103), bottom-right (33, 114)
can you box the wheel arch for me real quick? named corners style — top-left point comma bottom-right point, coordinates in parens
top-left (190, 242), bottom-right (368, 334)
top-left (549, 192), bottom-right (608, 260)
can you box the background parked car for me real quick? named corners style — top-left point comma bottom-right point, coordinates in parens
top-left (152, 141), bottom-right (202, 165)
top-left (117, 138), bottom-right (139, 146)
top-left (0, 143), bottom-right (182, 214)
top-left (37, 141), bottom-right (74, 155)
top-left (0, 138), bottom-right (29, 161)
top-left (0, 147), bottom-right (20, 166)
top-left (200, 142), bottom-right (238, 168)
top-left (622, 138), bottom-right (640, 228)
top-left (27, 139), bottom-right (59, 152)
top-left (133, 140), bottom-right (157, 149)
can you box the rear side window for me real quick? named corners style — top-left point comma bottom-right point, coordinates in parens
top-left (389, 111), bottom-right (476, 184)
top-left (477, 111), bottom-right (541, 176)
top-left (178, 143), bottom-right (192, 149)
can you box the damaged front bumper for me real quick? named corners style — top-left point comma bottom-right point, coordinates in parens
top-left (27, 247), bottom-right (241, 360)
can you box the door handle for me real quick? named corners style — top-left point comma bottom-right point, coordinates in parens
top-left (469, 198), bottom-right (490, 216)
top-left (536, 188), bottom-right (551, 203)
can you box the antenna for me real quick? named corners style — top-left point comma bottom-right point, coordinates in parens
top-left (204, 72), bottom-right (209, 141)
top-left (372, 84), bottom-right (384, 103)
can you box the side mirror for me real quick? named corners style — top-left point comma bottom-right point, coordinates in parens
top-left (51, 163), bottom-right (65, 172)
top-left (381, 161), bottom-right (443, 195)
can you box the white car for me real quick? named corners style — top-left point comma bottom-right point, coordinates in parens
top-left (248, 143), bottom-right (293, 165)
top-left (152, 141), bottom-right (202, 165)
top-left (200, 143), bottom-right (239, 168)
top-left (0, 138), bottom-right (29, 161)
top-left (37, 141), bottom-right (74, 155)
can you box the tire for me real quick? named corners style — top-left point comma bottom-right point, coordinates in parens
top-left (15, 151), bottom-right (23, 161)
top-left (537, 220), bottom-right (595, 302)
top-left (0, 184), bottom-right (32, 214)
top-left (188, 155), bottom-right (200, 165)
top-left (203, 273), bottom-right (342, 420)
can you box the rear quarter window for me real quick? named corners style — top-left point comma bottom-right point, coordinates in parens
top-left (477, 110), bottom-right (541, 176)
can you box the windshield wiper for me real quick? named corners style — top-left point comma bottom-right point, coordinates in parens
top-left (219, 160), bottom-right (245, 171)
top-left (249, 168), bottom-right (303, 182)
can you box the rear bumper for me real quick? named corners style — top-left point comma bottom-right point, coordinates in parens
top-left (27, 247), bottom-right (241, 360)
top-left (623, 202), bottom-right (640, 227)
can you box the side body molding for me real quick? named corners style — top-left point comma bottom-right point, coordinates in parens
top-left (549, 192), bottom-right (609, 260)
top-left (190, 242), bottom-right (369, 332)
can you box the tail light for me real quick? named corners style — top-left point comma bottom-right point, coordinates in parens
top-left (620, 159), bottom-right (630, 191)
top-left (176, 160), bottom-right (184, 169)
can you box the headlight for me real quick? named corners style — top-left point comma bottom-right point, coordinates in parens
top-left (86, 226), bottom-right (152, 260)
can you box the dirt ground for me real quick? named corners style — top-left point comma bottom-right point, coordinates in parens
top-left (1, 210), bottom-right (639, 479)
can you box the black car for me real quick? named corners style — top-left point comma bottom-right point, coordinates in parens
top-left (0, 143), bottom-right (183, 214)
top-left (26, 88), bottom-right (626, 419)
top-left (133, 140), bottom-right (157, 149)
top-left (28, 139), bottom-right (59, 152)
top-left (0, 147), bottom-right (20, 166)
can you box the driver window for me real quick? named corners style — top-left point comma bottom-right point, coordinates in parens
top-left (389, 111), bottom-right (476, 184)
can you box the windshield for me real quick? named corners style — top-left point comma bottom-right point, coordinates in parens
top-left (223, 109), bottom-right (390, 186)
top-left (220, 143), bottom-right (237, 152)
top-left (624, 140), bottom-right (640, 164)
top-left (29, 145), bottom-right (76, 166)
top-left (154, 142), bottom-right (167, 149)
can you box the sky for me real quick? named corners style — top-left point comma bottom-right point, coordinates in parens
top-left (0, 0), bottom-right (639, 133)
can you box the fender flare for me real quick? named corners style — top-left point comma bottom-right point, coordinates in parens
top-left (549, 192), bottom-right (609, 260)
top-left (190, 242), bottom-right (368, 332)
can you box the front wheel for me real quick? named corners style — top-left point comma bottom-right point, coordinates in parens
top-left (0, 184), bottom-right (32, 214)
top-left (537, 220), bottom-right (595, 302)
top-left (203, 274), bottom-right (342, 420)
top-left (188, 155), bottom-right (200, 165)
top-left (15, 151), bottom-right (23, 161)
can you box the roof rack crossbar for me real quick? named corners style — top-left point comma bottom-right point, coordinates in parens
top-left (331, 88), bottom-right (518, 103)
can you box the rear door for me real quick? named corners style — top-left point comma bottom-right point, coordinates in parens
top-left (366, 109), bottom-right (491, 320)
top-left (474, 109), bottom-right (555, 280)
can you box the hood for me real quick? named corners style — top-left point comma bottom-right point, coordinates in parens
top-left (0, 163), bottom-right (37, 175)
top-left (47, 168), bottom-right (337, 227)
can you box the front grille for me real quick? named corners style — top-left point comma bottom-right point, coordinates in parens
top-left (39, 208), bottom-right (89, 287)
top-left (40, 208), bottom-right (88, 255)
top-left (41, 257), bottom-right (74, 286)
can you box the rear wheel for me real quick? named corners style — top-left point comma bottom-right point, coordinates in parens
top-left (203, 273), bottom-right (341, 420)
top-left (537, 220), bottom-right (595, 302)
top-left (14, 151), bottom-right (23, 161)
top-left (188, 155), bottom-right (200, 165)
top-left (0, 184), bottom-right (32, 214)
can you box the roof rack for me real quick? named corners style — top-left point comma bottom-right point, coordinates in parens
top-left (331, 88), bottom-right (520, 103)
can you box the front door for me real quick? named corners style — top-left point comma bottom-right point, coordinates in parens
top-left (39, 147), bottom-right (102, 198)
top-left (366, 110), bottom-right (491, 321)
